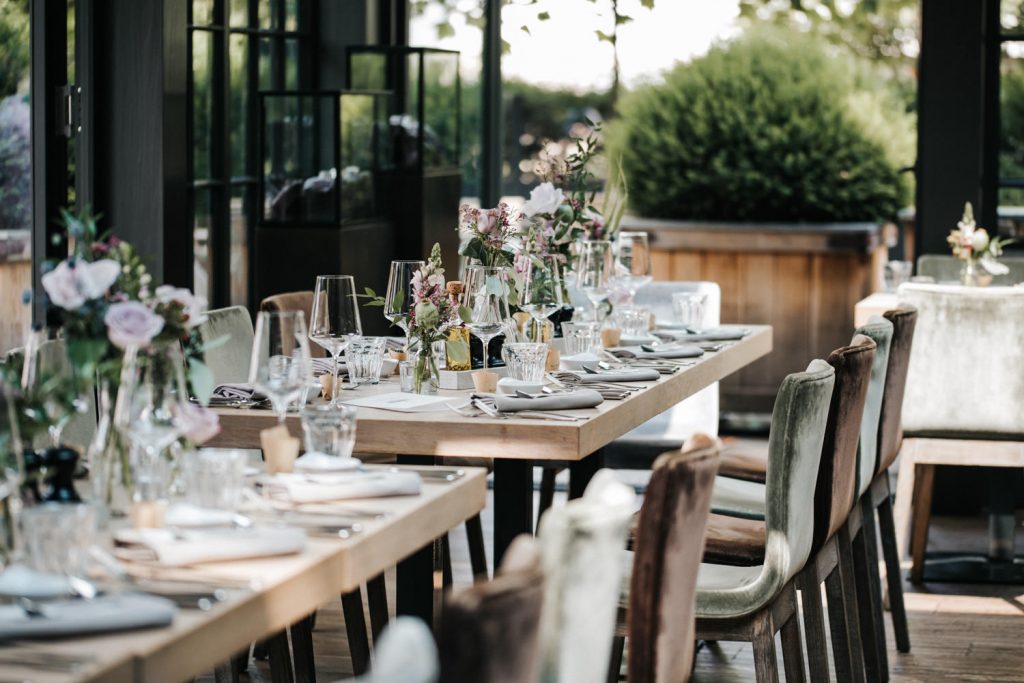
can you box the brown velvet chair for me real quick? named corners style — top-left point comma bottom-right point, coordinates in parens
top-left (439, 535), bottom-right (545, 683)
top-left (621, 436), bottom-right (720, 683)
top-left (260, 291), bottom-right (324, 357)
top-left (703, 335), bottom-right (876, 682)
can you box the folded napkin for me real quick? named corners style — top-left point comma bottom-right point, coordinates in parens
top-left (619, 344), bottom-right (704, 359)
top-left (212, 383), bottom-right (268, 401)
top-left (0, 566), bottom-right (73, 600)
top-left (474, 389), bottom-right (604, 412)
top-left (567, 368), bottom-right (661, 383)
top-left (113, 526), bottom-right (306, 567)
top-left (267, 471), bottom-right (422, 504)
top-left (657, 326), bottom-right (748, 342)
top-left (312, 358), bottom-right (346, 375)
top-left (0, 593), bottom-right (176, 641)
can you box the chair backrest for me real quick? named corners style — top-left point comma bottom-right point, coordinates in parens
top-left (197, 306), bottom-right (255, 386)
top-left (439, 535), bottom-right (545, 683)
top-left (853, 317), bottom-right (893, 496)
top-left (628, 437), bottom-right (720, 683)
top-left (917, 254), bottom-right (1024, 286)
top-left (812, 335), bottom-right (875, 553)
top-left (347, 617), bottom-right (438, 683)
top-left (763, 359), bottom-right (835, 585)
top-left (260, 291), bottom-right (324, 357)
top-left (535, 469), bottom-right (635, 683)
top-left (899, 284), bottom-right (1024, 437)
top-left (875, 307), bottom-right (917, 475)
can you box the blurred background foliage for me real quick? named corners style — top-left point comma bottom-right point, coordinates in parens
top-left (0, 0), bottom-right (30, 233)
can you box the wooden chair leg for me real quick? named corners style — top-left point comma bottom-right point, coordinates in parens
top-left (796, 572), bottom-right (831, 682)
top-left (537, 466), bottom-right (559, 531)
top-left (465, 513), bottom-right (489, 582)
top-left (341, 587), bottom-right (371, 675)
top-left (909, 463), bottom-right (935, 584)
top-left (851, 517), bottom-right (886, 682)
top-left (290, 614), bottom-right (317, 683)
top-left (266, 630), bottom-right (294, 683)
top-left (607, 635), bottom-right (625, 683)
top-left (824, 562), bottom-right (856, 682)
top-left (877, 485), bottom-right (911, 652)
top-left (836, 528), bottom-right (868, 683)
top-left (859, 497), bottom-right (890, 678)
top-left (779, 589), bottom-right (806, 683)
top-left (751, 613), bottom-right (781, 683)
top-left (367, 573), bottom-right (389, 642)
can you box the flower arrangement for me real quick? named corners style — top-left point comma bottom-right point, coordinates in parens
top-left (947, 202), bottom-right (1016, 285)
top-left (457, 202), bottom-right (524, 268)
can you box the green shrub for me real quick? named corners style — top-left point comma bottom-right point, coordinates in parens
top-left (611, 28), bottom-right (911, 222)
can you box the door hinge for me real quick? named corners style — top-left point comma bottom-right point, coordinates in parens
top-left (58, 85), bottom-right (82, 137)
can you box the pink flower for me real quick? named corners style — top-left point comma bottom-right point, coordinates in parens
top-left (104, 301), bottom-right (165, 349)
top-left (174, 402), bottom-right (221, 445)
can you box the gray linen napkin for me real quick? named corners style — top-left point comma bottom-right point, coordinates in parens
top-left (212, 383), bottom-right (267, 401)
top-left (474, 389), bottom-right (604, 412)
top-left (657, 326), bottom-right (748, 342)
top-left (621, 345), bottom-right (704, 359)
top-left (568, 368), bottom-right (661, 383)
top-left (0, 593), bottom-right (176, 640)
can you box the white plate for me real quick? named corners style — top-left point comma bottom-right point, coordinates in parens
top-left (165, 503), bottom-right (241, 528)
top-left (618, 334), bottom-right (659, 346)
top-left (559, 352), bottom-right (603, 371)
top-left (294, 452), bottom-right (362, 473)
top-left (496, 377), bottom-right (544, 395)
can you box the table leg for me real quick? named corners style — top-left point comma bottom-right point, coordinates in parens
top-left (569, 449), bottom-right (606, 499)
top-left (396, 455), bottom-right (438, 626)
top-left (493, 459), bottom-right (534, 567)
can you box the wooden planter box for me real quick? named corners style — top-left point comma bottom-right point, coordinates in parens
top-left (624, 217), bottom-right (887, 416)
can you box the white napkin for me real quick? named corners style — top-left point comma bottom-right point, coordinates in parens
top-left (113, 526), bottom-right (306, 567)
top-left (0, 593), bottom-right (176, 641)
top-left (165, 503), bottom-right (240, 528)
top-left (267, 471), bottom-right (422, 503)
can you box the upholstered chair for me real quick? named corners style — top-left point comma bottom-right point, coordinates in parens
top-left (439, 535), bottom-right (545, 683)
top-left (703, 337), bottom-right (875, 681)
top-left (260, 291), bottom-right (324, 357)
top-left (338, 617), bottom-right (439, 683)
top-left (916, 254), bottom-right (1024, 286)
top-left (892, 285), bottom-right (1024, 585)
top-left (617, 436), bottom-right (720, 683)
top-left (536, 469), bottom-right (635, 683)
top-left (197, 305), bottom-right (255, 385)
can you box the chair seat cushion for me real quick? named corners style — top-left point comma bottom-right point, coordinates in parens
top-left (701, 513), bottom-right (766, 566)
top-left (710, 476), bottom-right (767, 520)
top-left (717, 444), bottom-right (768, 484)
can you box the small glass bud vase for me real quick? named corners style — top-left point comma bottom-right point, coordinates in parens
top-left (413, 347), bottom-right (440, 394)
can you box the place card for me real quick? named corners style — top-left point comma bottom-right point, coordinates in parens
top-left (342, 393), bottom-right (457, 413)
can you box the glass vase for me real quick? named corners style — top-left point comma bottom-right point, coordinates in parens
top-left (413, 348), bottom-right (439, 395)
top-left (960, 258), bottom-right (993, 287)
top-left (87, 381), bottom-right (132, 519)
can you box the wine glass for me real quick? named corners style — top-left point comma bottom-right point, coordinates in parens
top-left (576, 240), bottom-right (614, 322)
top-left (519, 254), bottom-right (564, 327)
top-left (20, 328), bottom-right (86, 449)
top-left (384, 260), bottom-right (425, 351)
top-left (309, 275), bottom-right (363, 404)
top-left (250, 311), bottom-right (314, 424)
top-left (462, 265), bottom-right (512, 371)
top-left (613, 231), bottom-right (653, 302)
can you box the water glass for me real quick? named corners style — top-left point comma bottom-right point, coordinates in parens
top-left (884, 260), bottom-right (913, 292)
top-left (348, 337), bottom-right (388, 385)
top-left (562, 322), bottom-right (601, 356)
top-left (502, 342), bottom-right (548, 383)
top-left (615, 306), bottom-right (651, 338)
top-left (301, 404), bottom-right (358, 460)
top-left (398, 360), bottom-right (416, 392)
top-left (21, 503), bottom-right (96, 577)
top-left (184, 449), bottom-right (247, 510)
top-left (672, 292), bottom-right (708, 331)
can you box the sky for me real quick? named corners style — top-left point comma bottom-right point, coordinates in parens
top-left (410, 0), bottom-right (742, 91)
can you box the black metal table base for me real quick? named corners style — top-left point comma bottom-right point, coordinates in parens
top-left (921, 553), bottom-right (1024, 584)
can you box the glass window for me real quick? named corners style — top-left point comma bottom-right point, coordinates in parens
top-left (192, 0), bottom-right (213, 26)
top-left (192, 30), bottom-right (215, 180)
top-left (229, 32), bottom-right (248, 177)
top-left (192, 188), bottom-right (212, 304)
top-left (230, 184), bottom-right (249, 305)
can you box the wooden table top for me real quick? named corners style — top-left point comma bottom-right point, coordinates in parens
top-left (209, 326), bottom-right (772, 461)
top-left (2, 465), bottom-right (487, 683)
top-left (854, 291), bottom-right (898, 327)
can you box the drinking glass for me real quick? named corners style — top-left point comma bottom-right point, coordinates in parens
top-left (615, 305), bottom-right (651, 338)
top-left (184, 449), bottom-right (247, 510)
top-left (398, 360), bottom-right (416, 392)
top-left (561, 322), bottom-right (601, 356)
top-left (576, 240), bottom-right (614, 322)
top-left (250, 311), bottom-right (314, 424)
top-left (309, 275), bottom-right (363, 405)
top-left (462, 265), bottom-right (513, 371)
top-left (301, 404), bottom-right (358, 459)
top-left (884, 260), bottom-right (913, 292)
top-left (518, 255), bottom-right (564, 325)
top-left (20, 502), bottom-right (96, 577)
top-left (502, 342), bottom-right (548, 383)
top-left (348, 336), bottom-right (388, 385)
top-left (116, 342), bottom-right (190, 505)
top-left (384, 260), bottom-right (426, 350)
top-left (672, 292), bottom-right (709, 332)
top-left (613, 231), bottom-right (653, 302)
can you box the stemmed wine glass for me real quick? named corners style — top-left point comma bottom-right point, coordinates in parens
top-left (250, 311), bottom-right (314, 425)
top-left (384, 260), bottom-right (425, 352)
top-left (309, 275), bottom-right (363, 404)
top-left (613, 231), bottom-right (653, 303)
top-left (462, 265), bottom-right (512, 371)
top-left (576, 240), bottom-right (614, 322)
top-left (20, 328), bottom-right (85, 449)
top-left (518, 254), bottom-right (564, 331)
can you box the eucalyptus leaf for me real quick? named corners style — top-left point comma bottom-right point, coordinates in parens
top-left (187, 358), bottom-right (215, 405)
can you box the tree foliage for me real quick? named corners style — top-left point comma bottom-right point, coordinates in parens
top-left (0, 0), bottom-right (29, 99)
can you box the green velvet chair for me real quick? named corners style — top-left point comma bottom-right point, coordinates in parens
top-left (197, 305), bottom-right (255, 385)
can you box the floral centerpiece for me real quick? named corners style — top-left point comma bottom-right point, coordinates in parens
top-left (366, 243), bottom-right (461, 393)
top-left (947, 202), bottom-right (1016, 286)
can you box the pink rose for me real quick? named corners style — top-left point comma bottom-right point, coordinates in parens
top-left (104, 301), bottom-right (165, 349)
top-left (174, 402), bottom-right (221, 445)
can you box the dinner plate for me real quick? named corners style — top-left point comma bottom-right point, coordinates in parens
top-left (294, 452), bottom-right (362, 473)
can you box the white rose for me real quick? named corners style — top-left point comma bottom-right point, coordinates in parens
top-left (522, 182), bottom-right (564, 217)
top-left (41, 259), bottom-right (120, 310)
top-left (154, 285), bottom-right (209, 328)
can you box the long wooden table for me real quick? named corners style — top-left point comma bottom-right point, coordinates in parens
top-left (211, 325), bottom-right (772, 609)
top-left (0, 466), bottom-right (487, 683)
